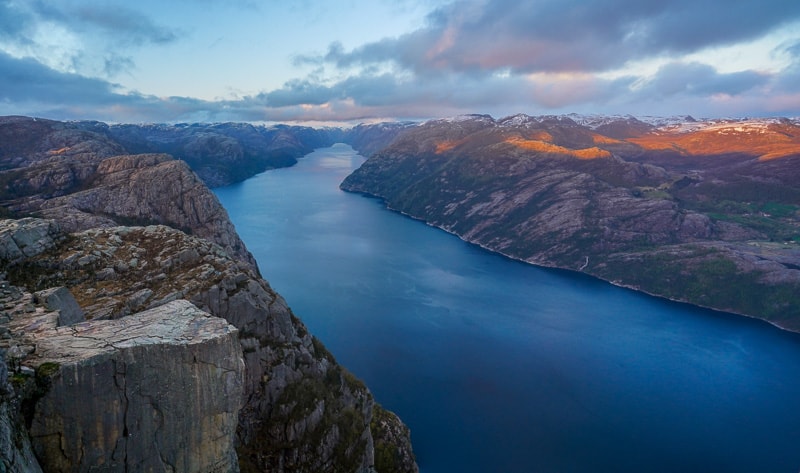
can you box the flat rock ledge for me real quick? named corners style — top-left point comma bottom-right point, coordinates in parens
top-left (19, 299), bottom-right (244, 473)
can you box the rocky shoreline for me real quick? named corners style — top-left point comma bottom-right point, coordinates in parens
top-left (379, 198), bottom-right (800, 333)
top-left (341, 114), bottom-right (800, 332)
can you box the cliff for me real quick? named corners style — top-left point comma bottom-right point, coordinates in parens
top-left (19, 298), bottom-right (243, 473)
top-left (341, 114), bottom-right (800, 330)
top-left (0, 119), bottom-right (257, 269)
top-left (0, 117), bottom-right (417, 472)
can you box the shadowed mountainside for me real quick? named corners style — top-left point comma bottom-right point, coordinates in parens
top-left (75, 120), bottom-right (413, 187)
top-left (78, 121), bottom-right (343, 187)
top-left (341, 114), bottom-right (800, 330)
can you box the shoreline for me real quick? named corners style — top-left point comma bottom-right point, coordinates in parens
top-left (340, 186), bottom-right (800, 337)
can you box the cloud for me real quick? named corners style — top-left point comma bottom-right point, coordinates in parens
top-left (22, 1), bottom-right (179, 46)
top-left (640, 62), bottom-right (769, 97)
top-left (0, 50), bottom-right (212, 122)
top-left (0, 0), bottom-right (179, 78)
top-left (273, 0), bottom-right (800, 120)
top-left (774, 46), bottom-right (800, 94)
top-left (0, 1), bottom-right (34, 41)
top-left (69, 4), bottom-right (179, 45)
top-left (103, 55), bottom-right (136, 77)
top-left (3, 0), bottom-right (799, 128)
top-left (310, 0), bottom-right (800, 75)
top-left (0, 50), bottom-right (122, 104)
top-left (3, 45), bottom-right (797, 124)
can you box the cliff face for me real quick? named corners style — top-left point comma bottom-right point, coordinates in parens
top-left (29, 300), bottom-right (244, 473)
top-left (9, 222), bottom-right (389, 472)
top-left (1, 130), bottom-right (257, 269)
top-left (0, 117), bottom-right (417, 473)
top-left (342, 114), bottom-right (800, 330)
top-left (1, 218), bottom-right (244, 473)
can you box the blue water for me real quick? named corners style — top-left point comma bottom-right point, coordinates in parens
top-left (215, 144), bottom-right (800, 473)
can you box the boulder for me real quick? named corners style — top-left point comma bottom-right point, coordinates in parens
top-left (32, 287), bottom-right (84, 327)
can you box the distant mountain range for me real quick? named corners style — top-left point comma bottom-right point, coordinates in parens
top-left (2, 112), bottom-right (798, 331)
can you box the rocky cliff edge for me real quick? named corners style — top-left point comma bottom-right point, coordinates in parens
top-left (0, 116), bottom-right (417, 473)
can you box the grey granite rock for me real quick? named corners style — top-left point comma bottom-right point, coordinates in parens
top-left (28, 300), bottom-right (244, 473)
top-left (14, 223), bottom-right (416, 472)
top-left (0, 219), bottom-right (61, 265)
top-left (0, 115), bottom-right (419, 472)
top-left (32, 287), bottom-right (84, 327)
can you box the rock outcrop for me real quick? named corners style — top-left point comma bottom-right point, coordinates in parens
top-left (342, 114), bottom-right (800, 330)
top-left (0, 272), bottom-right (244, 473)
top-left (1, 145), bottom-right (257, 270)
top-left (0, 218), bottom-right (62, 265)
top-left (1, 215), bottom-right (417, 472)
top-left (343, 122), bottom-right (416, 159)
top-left (0, 116), bottom-right (418, 472)
top-left (8, 222), bottom-right (395, 472)
top-left (371, 406), bottom-right (419, 473)
top-left (0, 349), bottom-right (43, 473)
top-left (27, 300), bottom-right (243, 473)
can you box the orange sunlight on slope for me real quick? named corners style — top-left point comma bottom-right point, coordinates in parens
top-left (592, 134), bottom-right (623, 145)
top-left (505, 136), bottom-right (611, 159)
top-left (435, 140), bottom-right (462, 154)
top-left (629, 123), bottom-right (800, 161)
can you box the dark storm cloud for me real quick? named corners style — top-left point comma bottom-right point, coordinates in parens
top-left (309, 0), bottom-right (800, 75)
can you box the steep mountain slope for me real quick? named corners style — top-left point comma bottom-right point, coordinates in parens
top-left (0, 117), bottom-right (417, 473)
top-left (93, 122), bottom-right (342, 187)
top-left (0, 117), bottom-right (258, 269)
top-left (343, 122), bottom-right (417, 158)
top-left (341, 114), bottom-right (800, 330)
top-left (89, 121), bottom-right (413, 187)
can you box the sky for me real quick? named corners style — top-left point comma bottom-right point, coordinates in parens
top-left (1, 0), bottom-right (799, 124)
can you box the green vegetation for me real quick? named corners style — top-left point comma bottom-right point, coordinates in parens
top-left (35, 362), bottom-right (60, 379)
top-left (311, 335), bottom-right (336, 363)
top-left (683, 200), bottom-right (799, 241)
top-left (238, 361), bottom-right (371, 473)
top-left (594, 249), bottom-right (800, 328)
top-left (371, 404), bottom-right (416, 473)
top-left (12, 361), bottom-right (61, 429)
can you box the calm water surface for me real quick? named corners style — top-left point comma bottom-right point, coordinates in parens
top-left (216, 144), bottom-right (800, 473)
